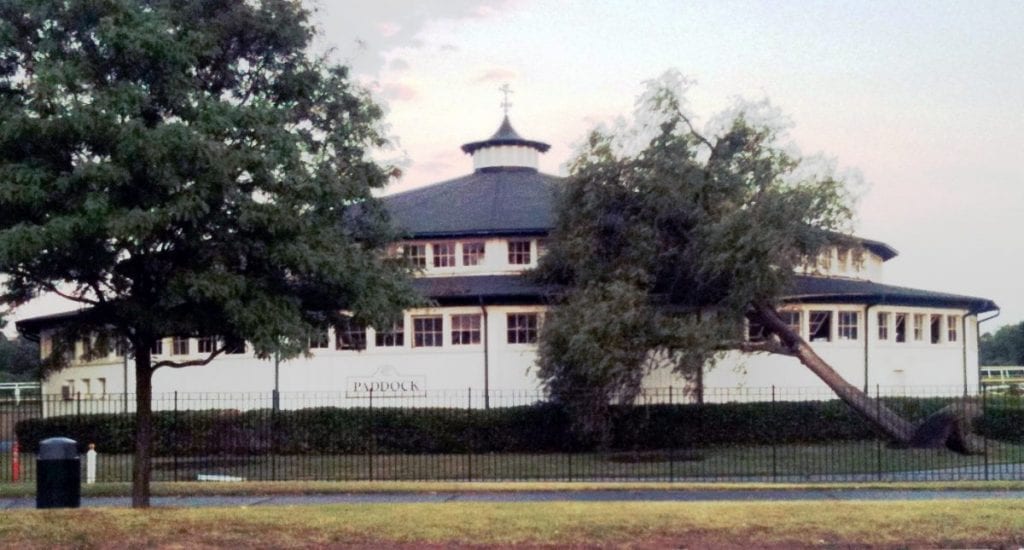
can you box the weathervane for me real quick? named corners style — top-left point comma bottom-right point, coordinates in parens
top-left (499, 83), bottom-right (513, 116)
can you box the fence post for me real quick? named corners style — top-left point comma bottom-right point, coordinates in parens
top-left (173, 391), bottom-right (179, 482)
top-left (270, 390), bottom-right (278, 482)
top-left (368, 388), bottom-right (374, 482)
top-left (771, 385), bottom-right (777, 482)
top-left (466, 387), bottom-right (473, 483)
top-left (982, 385), bottom-right (989, 481)
top-left (875, 384), bottom-right (882, 481)
top-left (668, 386), bottom-right (674, 483)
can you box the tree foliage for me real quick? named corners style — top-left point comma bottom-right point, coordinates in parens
top-left (536, 72), bottom-right (855, 428)
top-left (0, 335), bottom-right (39, 382)
top-left (981, 322), bottom-right (1024, 366)
top-left (0, 0), bottom-right (418, 505)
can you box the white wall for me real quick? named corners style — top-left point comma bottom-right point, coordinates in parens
top-left (42, 301), bottom-right (980, 413)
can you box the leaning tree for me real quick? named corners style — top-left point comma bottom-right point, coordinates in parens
top-left (536, 72), bottom-right (979, 453)
top-left (0, 0), bottom-right (419, 507)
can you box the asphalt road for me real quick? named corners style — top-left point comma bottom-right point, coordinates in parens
top-left (4, 489), bottom-right (1024, 509)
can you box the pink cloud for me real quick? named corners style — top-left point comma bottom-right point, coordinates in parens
top-left (473, 68), bottom-right (518, 83)
top-left (380, 82), bottom-right (417, 101)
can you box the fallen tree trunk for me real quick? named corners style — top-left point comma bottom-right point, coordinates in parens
top-left (751, 301), bottom-right (984, 455)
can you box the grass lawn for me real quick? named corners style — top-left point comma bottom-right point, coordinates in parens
top-left (4, 440), bottom-right (1021, 483)
top-left (6, 479), bottom-right (1024, 498)
top-left (1, 500), bottom-right (1023, 548)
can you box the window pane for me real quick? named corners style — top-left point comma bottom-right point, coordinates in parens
top-left (405, 244), bottom-right (426, 268)
top-left (413, 316), bottom-right (443, 347)
top-left (808, 311), bottom-right (831, 342)
top-left (781, 310), bottom-right (801, 336)
top-left (838, 311), bottom-right (859, 341)
top-left (947, 315), bottom-right (958, 342)
top-left (877, 312), bottom-right (889, 341)
top-left (895, 313), bottom-right (907, 343)
top-left (507, 313), bottom-right (539, 344)
top-left (198, 336), bottom-right (216, 354)
top-left (508, 241), bottom-right (531, 265)
top-left (432, 242), bottom-right (455, 268)
top-left (462, 242), bottom-right (485, 266)
top-left (451, 314), bottom-right (482, 345)
top-left (172, 337), bottom-right (190, 355)
top-left (335, 319), bottom-right (366, 350)
top-left (930, 314), bottom-right (942, 344)
top-left (375, 321), bottom-right (405, 347)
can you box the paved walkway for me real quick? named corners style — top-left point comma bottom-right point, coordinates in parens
top-left (4, 489), bottom-right (1024, 509)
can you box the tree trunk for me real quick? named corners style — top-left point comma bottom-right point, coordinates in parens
top-left (132, 343), bottom-right (153, 508)
top-left (751, 302), bottom-right (916, 444)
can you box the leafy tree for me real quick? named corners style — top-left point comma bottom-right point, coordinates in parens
top-left (981, 322), bottom-right (1024, 366)
top-left (537, 72), bottom-right (958, 451)
top-left (0, 334), bottom-right (39, 382)
top-left (0, 0), bottom-right (418, 507)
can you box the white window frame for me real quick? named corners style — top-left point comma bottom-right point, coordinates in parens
top-left (837, 311), bottom-right (859, 341)
top-left (451, 314), bottom-right (482, 345)
top-left (432, 242), bottom-right (456, 268)
top-left (508, 240), bottom-right (531, 265)
top-left (947, 315), bottom-right (959, 342)
top-left (507, 313), bottom-right (539, 344)
top-left (808, 310), bottom-right (832, 343)
top-left (413, 316), bottom-right (444, 348)
top-left (462, 241), bottom-right (486, 266)
top-left (877, 312), bottom-right (890, 341)
top-left (912, 314), bottom-right (925, 341)
top-left (405, 243), bottom-right (427, 268)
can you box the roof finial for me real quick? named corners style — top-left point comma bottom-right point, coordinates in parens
top-left (499, 83), bottom-right (513, 116)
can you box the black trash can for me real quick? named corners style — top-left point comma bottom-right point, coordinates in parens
top-left (36, 437), bottom-right (80, 509)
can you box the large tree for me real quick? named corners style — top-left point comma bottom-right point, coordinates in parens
top-left (981, 322), bottom-right (1024, 366)
top-left (0, 0), bottom-right (418, 507)
top-left (536, 72), bottom-right (968, 451)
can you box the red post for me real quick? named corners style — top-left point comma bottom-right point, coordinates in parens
top-left (11, 441), bottom-right (20, 482)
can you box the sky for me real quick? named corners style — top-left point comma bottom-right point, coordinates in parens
top-left (4, 0), bottom-right (1023, 335)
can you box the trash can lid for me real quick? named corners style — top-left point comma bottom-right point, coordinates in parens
top-left (39, 437), bottom-right (78, 460)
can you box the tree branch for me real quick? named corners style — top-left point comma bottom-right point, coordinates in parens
top-left (679, 112), bottom-right (714, 151)
top-left (152, 346), bottom-right (227, 369)
top-left (736, 339), bottom-right (796, 357)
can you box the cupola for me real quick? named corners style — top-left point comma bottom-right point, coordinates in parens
top-left (460, 116), bottom-right (550, 171)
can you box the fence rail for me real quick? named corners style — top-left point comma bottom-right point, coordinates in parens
top-left (2, 386), bottom-right (1022, 484)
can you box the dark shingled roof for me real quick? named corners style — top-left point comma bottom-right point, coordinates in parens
top-left (16, 274), bottom-right (997, 338)
top-left (383, 168), bottom-right (561, 238)
top-left (411, 275), bottom-right (551, 305)
top-left (460, 116), bottom-right (551, 154)
top-left (407, 274), bottom-right (997, 313)
top-left (785, 276), bottom-right (998, 313)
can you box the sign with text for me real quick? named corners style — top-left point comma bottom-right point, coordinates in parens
top-left (346, 366), bottom-right (427, 398)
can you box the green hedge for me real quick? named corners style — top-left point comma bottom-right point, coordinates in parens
top-left (15, 398), bottom-right (1024, 455)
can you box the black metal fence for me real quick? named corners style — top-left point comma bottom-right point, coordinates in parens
top-left (2, 386), bottom-right (1022, 483)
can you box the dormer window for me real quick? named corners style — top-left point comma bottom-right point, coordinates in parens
top-left (462, 242), bottom-right (485, 266)
top-left (405, 244), bottom-right (426, 268)
top-left (432, 243), bottom-right (455, 268)
top-left (508, 240), bottom-right (531, 265)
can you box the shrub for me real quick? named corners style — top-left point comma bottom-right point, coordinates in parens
top-left (15, 397), bottom-right (1022, 455)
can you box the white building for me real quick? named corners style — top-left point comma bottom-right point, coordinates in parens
top-left (16, 116), bottom-right (998, 407)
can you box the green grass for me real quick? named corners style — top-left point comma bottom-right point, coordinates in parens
top-left (1, 500), bottom-right (1023, 547)
top-left (3, 440), bottom-right (1021, 483)
top-left (5, 479), bottom-right (1024, 499)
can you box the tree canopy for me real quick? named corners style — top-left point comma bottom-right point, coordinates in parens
top-left (0, 334), bottom-right (38, 382)
top-left (536, 72), bottom-right (856, 427)
top-left (0, 0), bottom-right (418, 506)
top-left (981, 322), bottom-right (1024, 366)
